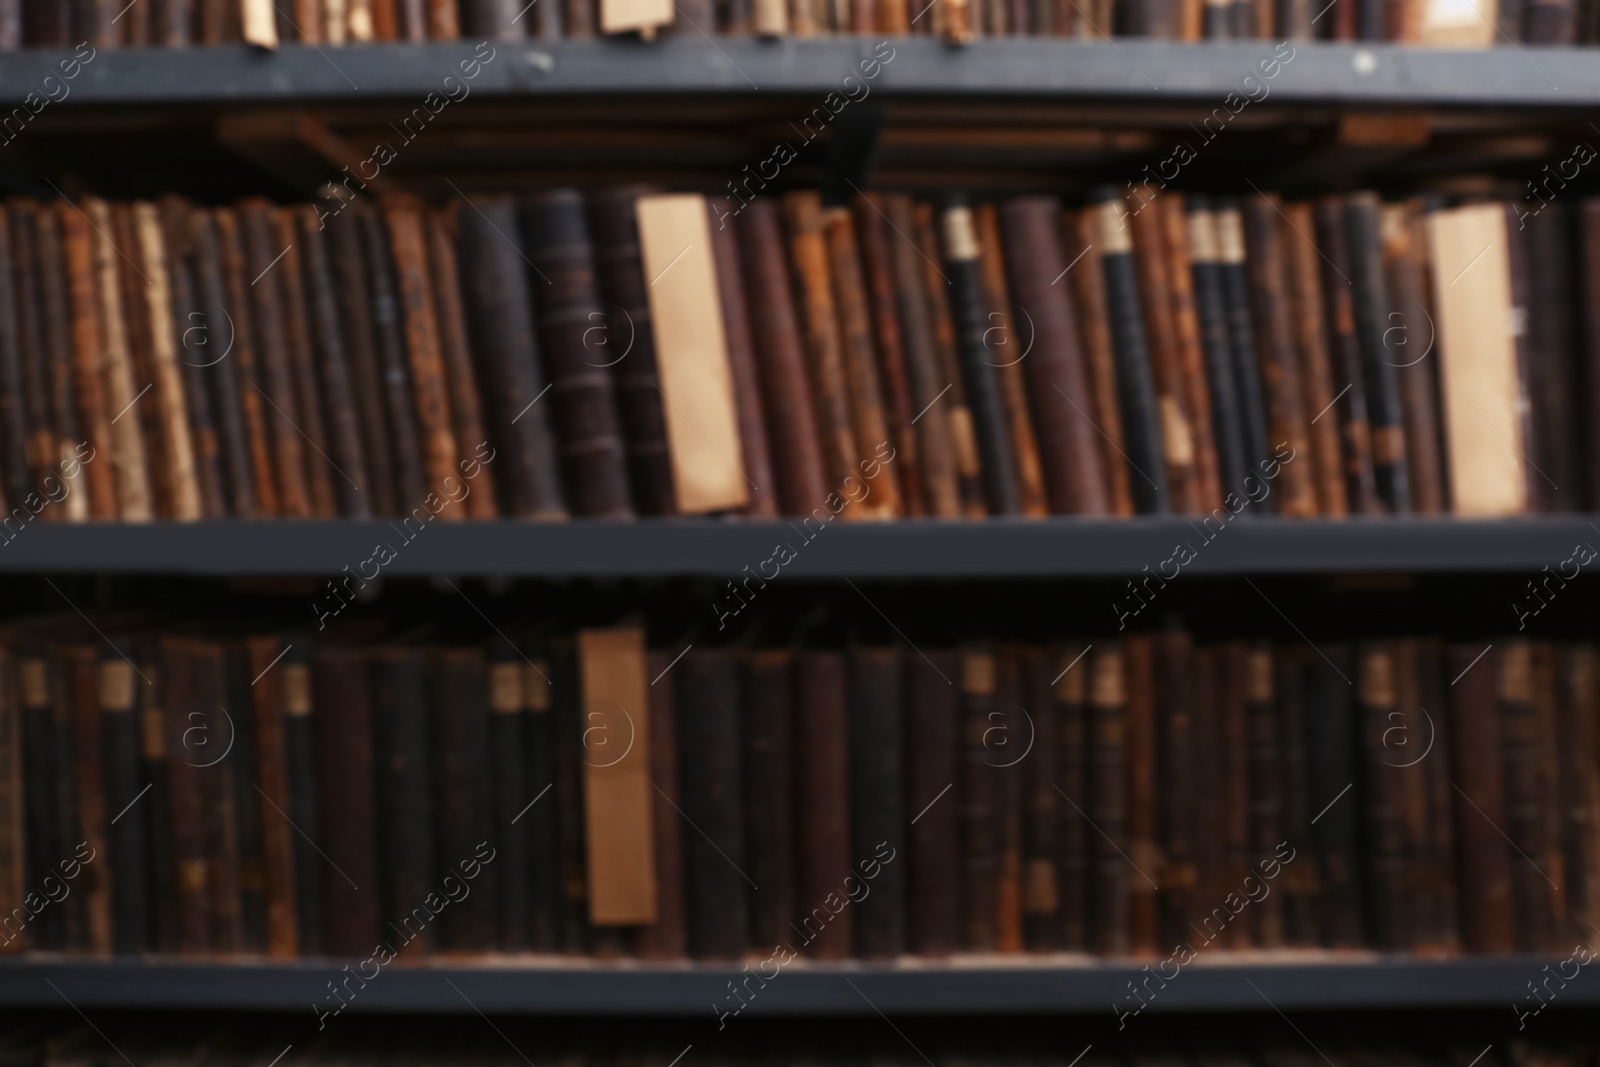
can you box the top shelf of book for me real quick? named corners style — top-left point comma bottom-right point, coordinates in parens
top-left (11, 38), bottom-right (1600, 109)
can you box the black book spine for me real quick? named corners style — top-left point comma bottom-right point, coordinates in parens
top-left (524, 649), bottom-right (563, 952)
top-left (1186, 198), bottom-right (1251, 495)
top-left (488, 652), bottom-right (530, 950)
top-left (1304, 645), bottom-right (1364, 947)
top-left (101, 658), bottom-right (148, 955)
top-left (19, 658), bottom-right (61, 949)
top-left (551, 638), bottom-right (590, 952)
top-left (678, 649), bottom-right (748, 959)
top-left (1214, 201), bottom-right (1273, 482)
top-left (850, 645), bottom-right (906, 958)
top-left (358, 204), bottom-right (429, 508)
top-left (1345, 193), bottom-right (1412, 513)
top-left (432, 648), bottom-right (496, 951)
top-left (370, 651), bottom-right (438, 954)
top-left (742, 649), bottom-right (794, 951)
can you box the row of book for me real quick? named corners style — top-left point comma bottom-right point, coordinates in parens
top-left (3, 614), bottom-right (1595, 960)
top-left (1, 185), bottom-right (1591, 526)
top-left (2, 0), bottom-right (1594, 46)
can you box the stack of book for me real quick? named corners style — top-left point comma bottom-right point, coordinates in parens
top-left (2, 615), bottom-right (1593, 961)
top-left (0, 187), bottom-right (1589, 526)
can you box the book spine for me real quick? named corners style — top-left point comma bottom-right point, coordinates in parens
top-left (432, 647), bottom-right (495, 950)
top-left (1020, 648), bottom-right (1061, 950)
top-left (463, 0), bottom-right (530, 37)
top-left (1378, 203), bottom-right (1446, 514)
top-left (522, 189), bottom-right (634, 519)
top-left (1584, 201), bottom-right (1600, 510)
top-left (850, 645), bottom-right (905, 957)
top-left (1345, 193), bottom-right (1412, 512)
top-left (1242, 646), bottom-right (1284, 946)
top-left (427, 209), bottom-right (498, 520)
top-left (240, 201), bottom-right (311, 517)
top-left (98, 656), bottom-right (145, 954)
top-left (244, 638), bottom-right (297, 958)
top-left (8, 207), bottom-right (54, 512)
top-left (1555, 646), bottom-right (1599, 944)
top-left (370, 649), bottom-right (438, 955)
top-left (0, 652), bottom-right (22, 954)
top-left (1159, 193), bottom-right (1223, 509)
top-left (1185, 200), bottom-right (1250, 498)
top-left (795, 650), bottom-right (852, 958)
top-left (709, 209), bottom-right (780, 518)
top-left (1450, 643), bottom-right (1517, 951)
top-left (62, 648), bottom-right (110, 954)
top-left (1314, 197), bottom-right (1382, 514)
top-left (327, 203), bottom-right (399, 517)
top-left (1153, 632), bottom-right (1197, 949)
top-left (57, 203), bottom-right (119, 519)
top-left (216, 207), bottom-right (284, 519)
top-left (742, 649), bottom-right (794, 951)
top-left (196, 644), bottom-right (245, 951)
top-left (274, 649), bottom-right (321, 956)
top-left (678, 648), bottom-right (747, 958)
top-left (907, 649), bottom-right (960, 954)
top-left (1523, 203), bottom-right (1581, 513)
top-left (1498, 642), bottom-right (1558, 950)
top-left (0, 211), bottom-right (26, 515)
top-left (1088, 645), bottom-right (1129, 954)
top-left (296, 207), bottom-right (372, 517)
top-left (994, 649), bottom-right (1024, 952)
top-left (271, 212), bottom-right (339, 518)
top-left (1124, 637), bottom-right (1158, 953)
top-left (959, 648), bottom-right (1000, 950)
top-left (1281, 201), bottom-right (1348, 517)
top-left (1504, 204), bottom-right (1542, 511)
top-left (188, 208), bottom-right (259, 517)
top-left (358, 202), bottom-right (430, 508)
top-left (1214, 202), bottom-right (1273, 489)
top-left (915, 201), bottom-right (987, 517)
top-left (1054, 646), bottom-right (1088, 950)
top-left (635, 649), bottom-right (686, 958)
top-left (852, 194), bottom-right (925, 516)
top-left (159, 641), bottom-right (209, 953)
top-left (311, 648), bottom-right (380, 956)
top-left (132, 204), bottom-right (202, 521)
top-left (1065, 208), bottom-right (1137, 517)
top-left (486, 652), bottom-right (529, 949)
top-left (19, 656), bottom-right (58, 948)
top-left (1130, 194), bottom-right (1199, 514)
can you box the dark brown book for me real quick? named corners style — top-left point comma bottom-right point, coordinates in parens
top-left (1130, 195), bottom-right (1199, 514)
top-left (1527, 0), bottom-right (1576, 38)
top-left (1056, 644), bottom-right (1089, 951)
top-left (297, 208), bottom-right (371, 518)
top-left (1524, 203), bottom-right (1581, 513)
top-left (155, 200), bottom-right (226, 520)
top-left (8, 205), bottom-right (54, 511)
top-left (522, 189), bottom-right (634, 519)
top-left (432, 647), bottom-right (495, 950)
top-left (635, 650), bottom-right (686, 959)
top-left (1555, 646), bottom-right (1600, 943)
top-left (1357, 644), bottom-right (1406, 951)
top-left (86, 199), bottom-right (152, 523)
top-left (97, 649), bottom-right (146, 955)
top-left (271, 212), bottom-right (339, 519)
top-left (0, 211), bottom-right (27, 515)
top-left (1382, 201), bottom-right (1449, 515)
top-left (485, 650), bottom-right (528, 949)
top-left (588, 187), bottom-right (677, 516)
top-left (742, 649), bottom-right (793, 952)
top-left (428, 208), bottom-right (499, 520)
top-left (110, 204), bottom-right (171, 519)
top-left (1066, 208), bottom-right (1137, 517)
top-left (850, 645), bottom-right (905, 957)
top-left (245, 637), bottom-right (298, 958)
top-left (358, 201), bottom-right (430, 508)
top-left (959, 648), bottom-right (1000, 951)
top-left (522, 647), bottom-right (562, 952)
top-left (1087, 645), bottom-right (1129, 954)
top-left (454, 195), bottom-right (566, 521)
top-left (852, 194), bottom-right (925, 517)
top-left (36, 204), bottom-right (90, 523)
top-left (1415, 639), bottom-right (1459, 951)
top-left (1282, 201), bottom-right (1348, 517)
top-left (709, 212), bottom-right (779, 518)
top-left (1505, 203), bottom-right (1543, 511)
top-left (1242, 196), bottom-right (1318, 515)
top-left (312, 647), bottom-right (381, 956)
top-left (1345, 193), bottom-right (1412, 513)
top-left (193, 643), bottom-right (244, 952)
top-left (1219, 644), bottom-right (1252, 947)
top-left (21, 1), bottom-right (67, 45)
top-left (993, 649), bottom-right (1024, 953)
top-left (1497, 642), bottom-right (1558, 950)
top-left (55, 203), bottom-right (117, 519)
top-left (1187, 200), bottom-right (1252, 500)
top-left (737, 199), bottom-right (829, 516)
top-left (1449, 642), bottom-right (1517, 952)
top-left (396, 0), bottom-right (426, 37)
top-left (426, 0), bottom-right (460, 34)
top-left (1153, 631), bottom-right (1198, 950)
top-left (1124, 636), bottom-right (1159, 953)
top-left (795, 650), bottom-right (852, 958)
top-left (370, 647), bottom-right (437, 956)
top-left (188, 208), bottom-right (258, 517)
top-left (677, 649), bottom-right (746, 959)
top-left (1159, 193), bottom-right (1223, 510)
top-left (915, 201), bottom-right (987, 518)
top-left (239, 201), bottom-right (308, 518)
top-left (907, 649), bottom-right (960, 955)
top-left (1272, 649), bottom-right (1317, 946)
top-left (1585, 201), bottom-right (1600, 510)
top-left (463, 0), bottom-right (531, 36)
top-left (158, 640), bottom-right (208, 953)
top-left (61, 647), bottom-right (110, 953)
top-left (1188, 646), bottom-right (1224, 947)
top-left (1314, 197), bottom-right (1383, 515)
top-left (1215, 201), bottom-right (1273, 490)
top-left (214, 207), bottom-right (280, 519)
top-left (1020, 648), bottom-right (1061, 951)
top-left (999, 196), bottom-right (1111, 516)
top-left (565, 0), bottom-right (596, 35)
top-left (327, 203), bottom-right (399, 518)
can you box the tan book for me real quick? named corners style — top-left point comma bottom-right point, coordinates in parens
top-left (242, 0), bottom-right (281, 46)
top-left (133, 204), bottom-right (202, 522)
top-left (754, 0), bottom-right (790, 30)
top-left (1426, 203), bottom-right (1526, 517)
top-left (635, 194), bottom-right (750, 515)
top-left (86, 199), bottom-right (153, 522)
top-left (600, 0), bottom-right (673, 34)
top-left (578, 627), bottom-right (657, 926)
top-left (1415, 0), bottom-right (1495, 44)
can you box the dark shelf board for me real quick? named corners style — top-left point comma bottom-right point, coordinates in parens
top-left (6, 38), bottom-right (1600, 108)
top-left (0, 517), bottom-right (1589, 577)
top-left (0, 955), bottom-right (1585, 1013)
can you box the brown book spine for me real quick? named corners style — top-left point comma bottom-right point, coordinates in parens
top-left (1219, 644), bottom-right (1252, 947)
top-left (1155, 631), bottom-right (1197, 950)
top-left (359, 202), bottom-right (430, 507)
top-left (1056, 645), bottom-right (1089, 950)
top-left (1314, 198), bottom-right (1383, 514)
top-left (709, 212), bottom-right (779, 518)
top-left (1243, 645), bottom-right (1283, 946)
top-left (736, 199), bottom-right (829, 515)
top-left (64, 647), bottom-right (111, 953)
top-left (272, 212), bottom-right (340, 518)
top-left (1124, 636), bottom-right (1158, 953)
top-left (37, 205), bottom-right (89, 522)
top-left (238, 201), bottom-right (310, 518)
top-left (462, 0), bottom-right (531, 37)
top-left (635, 650), bottom-right (686, 959)
top-left (296, 207), bottom-right (371, 518)
top-left (8, 205), bottom-right (53, 512)
top-left (795, 650), bottom-right (852, 958)
top-left (1089, 646), bottom-right (1129, 954)
top-left (1021, 648), bottom-right (1061, 951)
top-left (916, 201), bottom-right (987, 517)
top-left (427, 0), bottom-right (459, 34)
top-left (852, 194), bottom-right (925, 517)
top-left (1381, 201), bottom-right (1447, 515)
top-left (741, 649), bottom-right (792, 952)
top-left (1345, 193), bottom-right (1412, 513)
top-left (1527, 0), bottom-right (1576, 39)
top-left (197, 208), bottom-right (265, 517)
top-left (1065, 208), bottom-right (1136, 517)
top-left (223, 207), bottom-right (294, 520)
top-left (1158, 194), bottom-right (1223, 510)
top-left (1450, 642), bottom-right (1517, 952)
top-left (1556, 646), bottom-right (1600, 943)
top-left (312, 647), bottom-right (381, 956)
top-left (0, 211), bottom-right (26, 515)
top-left (907, 649), bottom-right (960, 954)
top-left (824, 206), bottom-right (900, 518)
top-left (383, 197), bottom-right (463, 516)
top-left (155, 200), bottom-right (225, 519)
top-left (328, 205), bottom-right (399, 517)
top-left (427, 208), bottom-right (498, 520)
top-left (56, 203), bottom-right (118, 519)
top-left (247, 637), bottom-right (298, 958)
top-left (1282, 201), bottom-right (1348, 517)
top-left (1499, 642), bottom-right (1559, 949)
top-left (1584, 202), bottom-right (1600, 510)
top-left (109, 204), bottom-right (170, 519)
top-left (993, 650), bottom-right (1023, 953)
top-left (1241, 195), bottom-right (1318, 515)
top-left (1130, 194), bottom-right (1198, 514)
top-left (1522, 204), bottom-right (1579, 513)
top-left (960, 648), bottom-right (1000, 950)
top-left (161, 640), bottom-right (209, 953)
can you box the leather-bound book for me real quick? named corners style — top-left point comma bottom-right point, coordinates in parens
top-left (850, 645), bottom-right (905, 956)
top-left (795, 650), bottom-right (852, 958)
top-left (742, 649), bottom-right (794, 952)
top-left (1129, 196), bottom-right (1198, 514)
top-left (753, 0), bottom-right (788, 32)
top-left (565, 0), bottom-right (596, 35)
top-left (22, 1), bottom-right (69, 45)
top-left (710, 209), bottom-right (779, 518)
top-left (0, 213), bottom-right (26, 514)
top-left (522, 649), bottom-right (563, 952)
top-left (1000, 196), bottom-right (1111, 516)
top-left (383, 198), bottom-right (463, 516)
top-left (129, 204), bottom-right (200, 521)
top-left (1214, 201), bottom-right (1272, 488)
top-left (327, 204), bottom-right (398, 517)
top-left (1358, 645), bottom-right (1406, 950)
top-left (1127, 0), bottom-right (1183, 32)
top-left (783, 192), bottom-right (864, 508)
top-left (186, 642), bottom-right (243, 951)
top-left (1379, 203), bottom-right (1447, 515)
top-left (1158, 194), bottom-right (1222, 509)
top-left (464, 0), bottom-right (531, 36)
top-left (59, 648), bottom-right (109, 954)
top-left (486, 650), bottom-right (528, 949)
top-left (1555, 646), bottom-right (1600, 943)
top-left (239, 201), bottom-right (310, 518)
top-left (915, 201), bottom-right (987, 517)
top-left (1298, 646), bottom-right (1361, 946)
top-left (959, 648), bottom-right (1000, 950)
top-left (1088, 645), bottom-right (1129, 954)
top-left (426, 0), bottom-right (459, 34)
top-left (994, 650), bottom-right (1024, 953)
top-left (158, 641), bottom-right (208, 953)
top-left (974, 204), bottom-right (1049, 518)
top-left (735, 199), bottom-right (829, 515)
top-left (425, 210), bottom-right (497, 518)
top-left (56, 203), bottom-right (118, 519)
top-left (311, 647), bottom-right (380, 956)
top-left (396, 0), bottom-right (425, 36)
top-left (296, 208), bottom-right (371, 517)
top-left (1497, 642), bottom-right (1557, 950)
top-left (1313, 198), bottom-right (1382, 514)
top-left (370, 648), bottom-right (437, 955)
top-left (35, 206), bottom-right (91, 521)
top-left (245, 637), bottom-right (297, 958)
top-left (1273, 649), bottom-right (1317, 945)
top-left (555, 645), bottom-right (592, 951)
top-left (1414, 639), bottom-right (1459, 952)
top-left (1056, 644), bottom-right (1089, 951)
top-left (1021, 648), bottom-right (1061, 950)
top-left (825, 208), bottom-right (902, 518)
top-left (358, 202), bottom-right (429, 508)
top-left (0, 651), bottom-right (22, 954)
top-left (1584, 202), bottom-right (1600, 509)
top-left (1241, 197), bottom-right (1317, 515)
top-left (276, 649), bottom-right (319, 955)
top-left (1449, 643), bottom-right (1515, 952)
top-left (226, 644), bottom-right (267, 953)
top-left (884, 194), bottom-right (961, 518)
top-left (1281, 201), bottom-right (1347, 517)
top-left (271, 214), bottom-right (339, 518)
top-left (1066, 208), bottom-right (1136, 516)
top-left (1525, 0), bottom-right (1572, 37)
top-left (1091, 195), bottom-right (1169, 514)
top-left (677, 648), bottom-right (746, 958)
top-left (941, 200), bottom-right (1020, 516)
top-left (215, 207), bottom-right (283, 519)
top-left (636, 649), bottom-right (686, 959)
top-left (1344, 193), bottom-right (1411, 512)
top-left (1504, 205), bottom-right (1542, 510)
top-left (187, 208), bottom-right (257, 517)
top-left (907, 649), bottom-right (960, 954)
top-left (1524, 204), bottom-right (1581, 513)
top-left (433, 647), bottom-right (495, 949)
top-left (588, 188), bottom-right (676, 516)
top-left (1218, 644), bottom-right (1252, 946)
top-left (1203, 0), bottom-right (1231, 33)
top-left (17, 654), bottom-right (59, 948)
top-left (853, 195), bottom-right (924, 516)
top-left (1124, 637), bottom-right (1158, 952)
top-left (455, 195), bottom-right (566, 521)
top-left (1154, 631), bottom-right (1197, 950)
top-left (1186, 200), bottom-right (1250, 498)
top-left (522, 189), bottom-right (634, 519)
top-left (9, 206), bottom-right (55, 511)
top-left (577, 629), bottom-right (655, 931)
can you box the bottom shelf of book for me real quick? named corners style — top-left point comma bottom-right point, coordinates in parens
top-left (0, 955), bottom-right (1591, 1013)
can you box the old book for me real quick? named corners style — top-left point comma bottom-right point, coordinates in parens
top-left (190, 642), bottom-right (243, 951)
top-left (736, 200), bottom-right (829, 515)
top-left (1154, 631), bottom-right (1198, 950)
top-left (853, 194), bottom-right (924, 516)
top-left (1158, 193), bottom-right (1223, 509)
top-left (753, 0), bottom-right (789, 31)
top-left (1281, 201), bottom-right (1348, 517)
top-left (370, 647), bottom-right (437, 955)
top-left (1497, 642), bottom-right (1558, 950)
top-left (463, 0), bottom-right (531, 36)
top-left (994, 650), bottom-right (1024, 952)
top-left (8, 206), bottom-right (55, 513)
top-left (1019, 648), bottom-right (1061, 950)
top-left (576, 629), bottom-right (655, 926)
top-left (636, 194), bottom-right (751, 515)
top-left (426, 0), bottom-right (459, 33)
top-left (907, 649), bottom-right (960, 954)
top-left (454, 195), bottom-right (565, 520)
top-left (742, 649), bottom-right (793, 951)
top-left (1293, 647), bottom-right (1359, 946)
top-left (432, 647), bottom-right (496, 948)
top-left (236, 201), bottom-right (307, 517)
top-left (60, 647), bottom-right (109, 954)
top-left (0, 651), bottom-right (23, 954)
top-left (1380, 202), bottom-right (1448, 514)
top-left (1056, 645), bottom-right (1089, 950)
top-left (1524, 204), bottom-right (1581, 512)
top-left (427, 209), bottom-right (497, 520)
top-left (358, 202), bottom-right (429, 507)
top-left (1312, 198), bottom-right (1382, 513)
top-left (485, 650), bottom-right (528, 949)
top-left (709, 207), bottom-right (779, 517)
top-left (974, 204), bottom-right (1049, 517)
top-left (565, 0), bottom-right (596, 35)
top-left (589, 188), bottom-right (676, 516)
top-left (1130, 195), bottom-right (1199, 514)
top-left (271, 216), bottom-right (339, 518)
top-left (850, 646), bottom-right (905, 957)
top-left (795, 650), bottom-right (852, 958)
top-left (190, 208), bottom-right (260, 517)
top-left (600, 0), bottom-right (672, 34)
top-left (884, 194), bottom-right (961, 518)
top-left (1091, 196), bottom-right (1169, 514)
top-left (311, 647), bottom-right (380, 956)
top-left (1186, 200), bottom-right (1251, 498)
top-left (244, 637), bottom-right (297, 958)
top-left (1426, 203), bottom-right (1528, 516)
top-left (1555, 646), bottom-right (1600, 944)
top-left (959, 648), bottom-right (1000, 950)
top-left (218, 207), bottom-right (287, 520)
top-left (243, 0), bottom-right (279, 44)
top-left (1066, 208), bottom-right (1136, 516)
top-left (1504, 205), bottom-right (1542, 510)
top-left (1415, 0), bottom-right (1497, 41)
top-left (1188, 647), bottom-right (1224, 946)
top-left (1214, 202), bottom-right (1273, 490)
top-left (1000, 196), bottom-right (1111, 515)
top-left (1358, 645), bottom-right (1407, 950)
top-left (825, 207), bottom-right (902, 518)
top-left (396, 0), bottom-right (425, 36)
top-left (157, 641), bottom-right (207, 953)
top-left (1241, 196), bottom-right (1317, 514)
top-left (677, 648), bottom-right (744, 957)
top-left (522, 649), bottom-right (563, 951)
top-left (915, 201), bottom-right (987, 517)
top-left (522, 190), bottom-right (634, 519)
top-left (327, 203), bottom-right (399, 517)
top-left (56, 203), bottom-right (118, 519)
top-left (1345, 193), bottom-right (1412, 512)
top-left (130, 205), bottom-right (202, 521)
top-left (1088, 645), bottom-right (1129, 954)
top-left (36, 206), bottom-right (91, 522)
top-left (296, 207), bottom-right (371, 518)
top-left (1449, 642), bottom-right (1516, 952)
top-left (0, 213), bottom-right (25, 515)
top-left (635, 649), bottom-right (686, 959)
top-left (551, 643), bottom-right (592, 951)
top-left (1124, 637), bottom-right (1158, 952)
top-left (1218, 645), bottom-right (1253, 947)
